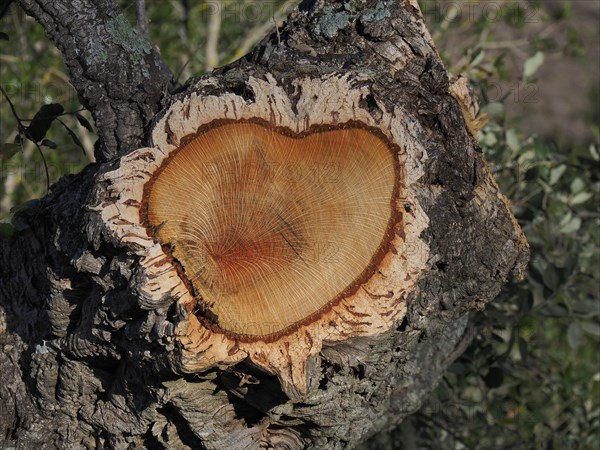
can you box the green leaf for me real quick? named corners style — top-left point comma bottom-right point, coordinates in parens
top-left (483, 132), bottom-right (498, 147)
top-left (1, 142), bottom-right (20, 161)
top-left (590, 144), bottom-right (599, 161)
top-left (560, 216), bottom-right (582, 234)
top-left (529, 278), bottom-right (545, 306)
top-left (537, 178), bottom-right (552, 194)
top-left (470, 49), bottom-right (485, 66)
top-left (523, 51), bottom-right (545, 79)
top-left (580, 322), bottom-right (600, 337)
top-left (570, 177), bottom-right (585, 194)
top-left (483, 367), bottom-right (504, 388)
top-left (518, 149), bottom-right (536, 172)
top-left (41, 139), bottom-right (57, 149)
top-left (544, 303), bottom-right (569, 317)
top-left (549, 165), bottom-right (567, 185)
top-left (506, 129), bottom-right (520, 152)
top-left (558, 211), bottom-right (573, 228)
top-left (572, 299), bottom-right (599, 317)
top-left (26, 103), bottom-right (64, 142)
top-left (541, 264), bottom-right (559, 291)
top-left (482, 102), bottom-right (504, 117)
top-left (518, 337), bottom-right (528, 361)
top-left (567, 322), bottom-right (583, 349)
top-left (570, 191), bottom-right (592, 205)
top-left (58, 120), bottom-right (86, 154)
top-left (74, 112), bottom-right (94, 132)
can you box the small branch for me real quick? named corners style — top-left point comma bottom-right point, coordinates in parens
top-left (229, 0), bottom-right (295, 62)
top-left (15, 0), bottom-right (174, 162)
top-left (442, 323), bottom-right (477, 367)
top-left (0, 84), bottom-right (22, 126)
top-left (169, 0), bottom-right (191, 82)
top-left (135, 0), bottom-right (150, 39)
top-left (180, 0), bottom-right (189, 43)
top-left (205, 0), bottom-right (222, 71)
top-left (31, 141), bottom-right (49, 192)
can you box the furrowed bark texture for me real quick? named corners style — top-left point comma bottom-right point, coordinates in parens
top-left (15, 0), bottom-right (174, 161)
top-left (0, 0), bottom-right (529, 448)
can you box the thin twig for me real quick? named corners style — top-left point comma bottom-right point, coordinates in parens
top-left (174, 58), bottom-right (191, 85)
top-left (442, 324), bottom-right (478, 367)
top-left (136, 0), bottom-right (150, 39)
top-left (0, 84), bottom-right (21, 126)
top-left (0, 83), bottom-right (50, 192)
top-left (180, 0), bottom-right (190, 44)
top-left (56, 117), bottom-right (95, 161)
top-left (31, 142), bottom-right (49, 192)
top-left (171, 0), bottom-right (191, 81)
top-left (229, 0), bottom-right (295, 62)
top-left (205, 0), bottom-right (222, 71)
top-left (274, 14), bottom-right (281, 45)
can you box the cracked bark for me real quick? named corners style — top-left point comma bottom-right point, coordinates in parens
top-left (0, 0), bottom-right (529, 448)
top-left (15, 0), bottom-right (174, 162)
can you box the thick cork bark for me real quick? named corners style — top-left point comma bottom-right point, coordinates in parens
top-left (96, 75), bottom-right (431, 400)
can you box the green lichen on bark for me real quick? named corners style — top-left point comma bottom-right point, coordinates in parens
top-left (316, 5), bottom-right (351, 38)
top-left (106, 14), bottom-right (152, 63)
top-left (88, 42), bottom-right (108, 66)
top-left (361, 3), bottom-right (391, 22)
top-left (312, 1), bottom-right (392, 39)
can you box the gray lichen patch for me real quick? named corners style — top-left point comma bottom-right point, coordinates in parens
top-left (106, 15), bottom-right (152, 63)
top-left (313, 2), bottom-right (392, 41)
top-left (361, 3), bottom-right (392, 22)
top-left (87, 42), bottom-right (108, 68)
top-left (317, 6), bottom-right (351, 39)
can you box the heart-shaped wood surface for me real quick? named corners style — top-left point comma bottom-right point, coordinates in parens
top-left (145, 121), bottom-right (399, 337)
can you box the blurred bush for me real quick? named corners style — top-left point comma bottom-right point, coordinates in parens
top-left (410, 119), bottom-right (599, 450)
top-left (368, 1), bottom-right (599, 448)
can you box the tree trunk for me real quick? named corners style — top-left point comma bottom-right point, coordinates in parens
top-left (0, 1), bottom-right (529, 449)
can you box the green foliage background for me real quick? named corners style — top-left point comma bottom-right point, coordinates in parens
top-left (0, 1), bottom-right (598, 449)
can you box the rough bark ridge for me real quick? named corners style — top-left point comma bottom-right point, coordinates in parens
top-left (0, 1), bottom-right (529, 449)
top-left (16, 0), bottom-right (174, 161)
